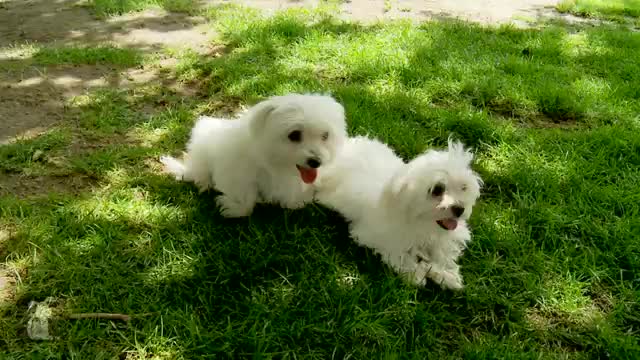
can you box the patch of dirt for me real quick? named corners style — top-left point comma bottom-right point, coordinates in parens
top-left (0, 0), bottom-right (215, 50)
top-left (1, 65), bottom-right (106, 143)
top-left (588, 287), bottom-right (615, 314)
top-left (516, 114), bottom-right (580, 129)
top-left (525, 307), bottom-right (591, 335)
top-left (528, 120), bottom-right (580, 129)
top-left (0, 62), bottom-right (201, 143)
top-left (105, 9), bottom-right (214, 52)
top-left (0, 271), bottom-right (16, 304)
top-left (0, 229), bottom-right (18, 303)
top-left (207, 0), bottom-right (566, 24)
top-left (0, 173), bottom-right (97, 198)
top-left (0, 0), bottom-right (216, 142)
top-left (0, 228), bottom-right (11, 259)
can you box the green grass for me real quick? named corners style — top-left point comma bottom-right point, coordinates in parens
top-left (90, 0), bottom-right (199, 16)
top-left (0, 128), bottom-right (72, 174)
top-left (2, 5), bottom-right (640, 358)
top-left (557, 0), bottom-right (640, 20)
top-left (33, 45), bottom-right (143, 67)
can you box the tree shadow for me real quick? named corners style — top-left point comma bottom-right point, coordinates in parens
top-left (0, 0), bottom-right (213, 49)
top-left (0, 0), bottom-right (216, 143)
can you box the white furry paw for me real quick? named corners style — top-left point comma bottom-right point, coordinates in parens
top-left (430, 269), bottom-right (464, 291)
top-left (216, 195), bottom-right (254, 218)
top-left (159, 155), bottom-right (185, 180)
top-left (410, 263), bottom-right (430, 287)
top-left (280, 192), bottom-right (312, 210)
top-left (285, 199), bottom-right (307, 210)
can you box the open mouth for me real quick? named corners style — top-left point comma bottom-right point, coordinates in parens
top-left (296, 165), bottom-right (318, 184)
top-left (436, 218), bottom-right (458, 231)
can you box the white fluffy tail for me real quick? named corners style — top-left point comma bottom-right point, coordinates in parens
top-left (159, 116), bottom-right (227, 189)
top-left (160, 155), bottom-right (186, 180)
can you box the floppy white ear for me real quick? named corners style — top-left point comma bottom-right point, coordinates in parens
top-left (249, 99), bottom-right (303, 137)
top-left (248, 99), bottom-right (277, 136)
top-left (381, 167), bottom-right (414, 205)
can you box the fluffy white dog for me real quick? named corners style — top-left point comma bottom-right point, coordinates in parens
top-left (315, 136), bottom-right (482, 290)
top-left (160, 93), bottom-right (347, 218)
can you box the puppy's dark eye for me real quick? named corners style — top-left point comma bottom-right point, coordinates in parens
top-left (431, 183), bottom-right (445, 197)
top-left (461, 184), bottom-right (468, 192)
top-left (288, 130), bottom-right (302, 143)
top-left (321, 132), bottom-right (329, 141)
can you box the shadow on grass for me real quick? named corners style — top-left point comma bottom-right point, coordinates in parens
top-left (2, 4), bottom-right (640, 358)
top-left (0, 0), bottom-right (217, 143)
top-left (0, 0), bottom-right (209, 48)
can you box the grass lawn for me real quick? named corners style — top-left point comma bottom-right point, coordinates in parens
top-left (2, 3), bottom-right (640, 358)
top-left (557, 0), bottom-right (640, 22)
top-left (89, 0), bottom-right (199, 16)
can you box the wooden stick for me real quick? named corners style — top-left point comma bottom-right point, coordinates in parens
top-left (62, 311), bottom-right (157, 321)
top-left (65, 313), bottom-right (131, 321)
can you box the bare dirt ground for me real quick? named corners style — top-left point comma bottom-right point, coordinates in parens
top-left (212, 0), bottom-right (563, 24)
top-left (0, 0), bottom-right (215, 143)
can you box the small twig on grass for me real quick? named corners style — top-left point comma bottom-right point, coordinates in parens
top-left (63, 312), bottom-right (157, 322)
top-left (65, 313), bottom-right (131, 321)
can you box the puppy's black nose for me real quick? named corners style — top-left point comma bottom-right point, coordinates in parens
top-left (451, 205), bottom-right (465, 218)
top-left (307, 158), bottom-right (321, 168)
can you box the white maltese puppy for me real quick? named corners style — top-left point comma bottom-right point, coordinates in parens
top-left (316, 136), bottom-right (482, 290)
top-left (160, 93), bottom-right (347, 218)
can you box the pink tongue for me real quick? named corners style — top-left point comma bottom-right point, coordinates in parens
top-left (438, 219), bottom-right (458, 230)
top-left (297, 166), bottom-right (318, 184)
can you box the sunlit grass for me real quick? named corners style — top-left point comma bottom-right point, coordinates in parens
top-left (90, 0), bottom-right (200, 17)
top-left (557, 0), bottom-right (640, 18)
top-left (33, 45), bottom-right (143, 67)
